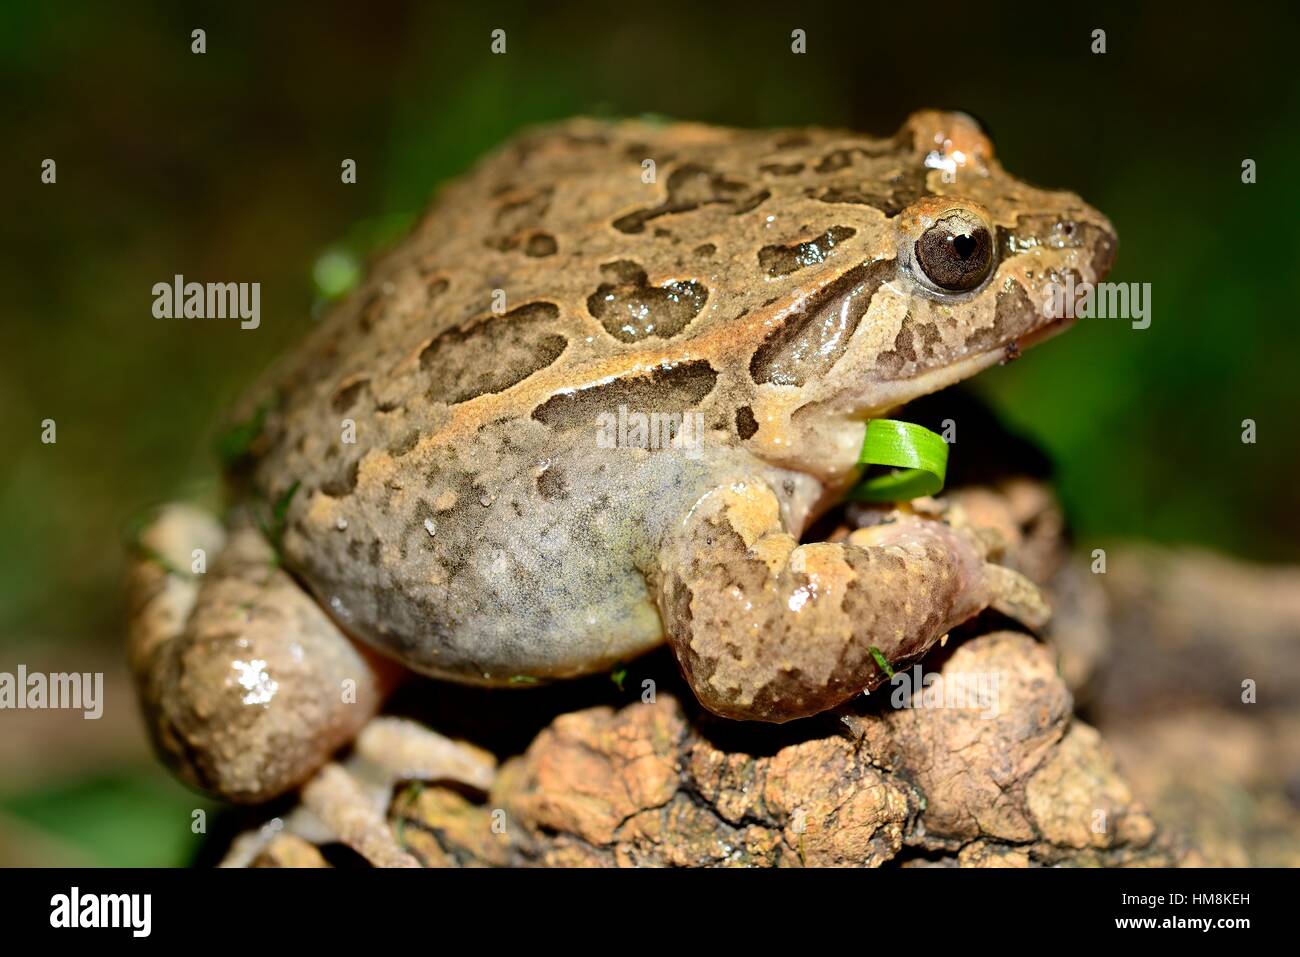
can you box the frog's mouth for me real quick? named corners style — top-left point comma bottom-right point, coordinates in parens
top-left (867, 313), bottom-right (1076, 416)
top-left (1016, 312), bottom-right (1075, 351)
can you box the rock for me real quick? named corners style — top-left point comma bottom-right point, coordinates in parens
top-left (359, 630), bottom-right (1181, 868)
top-left (249, 834), bottom-right (329, 868)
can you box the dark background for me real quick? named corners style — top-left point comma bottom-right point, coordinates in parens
top-left (1, 1), bottom-right (1297, 864)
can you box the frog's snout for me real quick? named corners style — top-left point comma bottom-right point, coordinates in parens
top-left (1088, 216), bottom-right (1119, 283)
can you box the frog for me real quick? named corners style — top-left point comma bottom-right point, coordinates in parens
top-left (127, 110), bottom-right (1116, 815)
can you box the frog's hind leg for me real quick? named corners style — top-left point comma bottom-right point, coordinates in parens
top-left (127, 504), bottom-right (393, 803)
top-left (654, 480), bottom-right (1050, 723)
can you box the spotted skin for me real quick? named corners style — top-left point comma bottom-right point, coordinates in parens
top-left (129, 112), bottom-right (1115, 799)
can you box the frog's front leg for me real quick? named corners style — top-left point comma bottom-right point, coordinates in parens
top-left (127, 505), bottom-right (395, 803)
top-left (654, 481), bottom-right (1049, 722)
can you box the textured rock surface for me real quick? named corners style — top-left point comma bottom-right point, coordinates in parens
top-left (1082, 544), bottom-right (1300, 867)
top-left (243, 629), bottom-right (1177, 868)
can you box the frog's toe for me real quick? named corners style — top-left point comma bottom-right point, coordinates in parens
top-left (127, 506), bottom-right (394, 803)
top-left (299, 763), bottom-right (421, 868)
top-left (984, 563), bottom-right (1052, 631)
top-left (354, 717), bottom-right (496, 791)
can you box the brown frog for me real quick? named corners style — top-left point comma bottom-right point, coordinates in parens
top-left (128, 111), bottom-right (1115, 808)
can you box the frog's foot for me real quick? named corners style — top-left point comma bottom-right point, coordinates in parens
top-left (845, 499), bottom-right (1052, 630)
top-left (655, 480), bottom-right (1052, 723)
top-left (352, 716), bottom-right (497, 790)
top-left (127, 504), bottom-right (394, 803)
top-left (219, 718), bottom-right (497, 868)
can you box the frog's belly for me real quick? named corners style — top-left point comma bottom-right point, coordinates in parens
top-left (281, 424), bottom-right (765, 685)
top-left (291, 539), bottom-right (668, 685)
top-left (287, 487), bottom-right (671, 685)
top-left (369, 550), bottom-right (667, 685)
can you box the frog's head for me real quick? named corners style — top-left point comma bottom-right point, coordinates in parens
top-left (851, 109), bottom-right (1118, 412)
top-left (752, 111), bottom-right (1117, 483)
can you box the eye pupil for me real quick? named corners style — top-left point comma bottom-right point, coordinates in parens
top-left (914, 219), bottom-right (994, 292)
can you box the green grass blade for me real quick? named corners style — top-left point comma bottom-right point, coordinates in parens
top-left (849, 419), bottom-right (948, 502)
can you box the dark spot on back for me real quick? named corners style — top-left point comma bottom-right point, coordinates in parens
top-left (494, 186), bottom-right (553, 229)
top-left (389, 429), bottom-right (420, 458)
top-left (586, 260), bottom-right (708, 342)
top-left (810, 166), bottom-right (931, 217)
top-left (812, 143), bottom-right (895, 173)
top-left (758, 226), bottom-right (856, 278)
top-left (525, 233), bottom-right (558, 257)
top-left (532, 361), bottom-right (718, 430)
top-left (613, 164), bottom-right (757, 234)
top-left (536, 466), bottom-right (568, 501)
top-left (321, 459), bottom-right (360, 498)
top-left (331, 377), bottom-right (369, 414)
top-left (420, 302), bottom-right (567, 404)
top-left (486, 230), bottom-right (558, 257)
top-left (815, 150), bottom-right (859, 173)
top-left (735, 406), bottom-right (759, 440)
top-left (732, 189), bottom-right (770, 215)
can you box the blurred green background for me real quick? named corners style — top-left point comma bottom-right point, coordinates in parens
top-left (1, 2), bottom-right (1297, 865)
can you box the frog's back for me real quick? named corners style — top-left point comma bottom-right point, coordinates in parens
top-left (245, 117), bottom-right (927, 477)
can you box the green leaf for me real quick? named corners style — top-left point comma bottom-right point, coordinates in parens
top-left (849, 419), bottom-right (949, 502)
top-left (312, 248), bottom-right (362, 300)
top-left (868, 646), bottom-right (895, 678)
top-left (610, 667), bottom-right (628, 691)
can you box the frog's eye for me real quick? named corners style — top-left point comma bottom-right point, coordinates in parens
top-left (913, 214), bottom-right (995, 292)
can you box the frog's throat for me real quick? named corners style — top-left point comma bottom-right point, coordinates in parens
top-left (864, 315), bottom-right (1075, 416)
